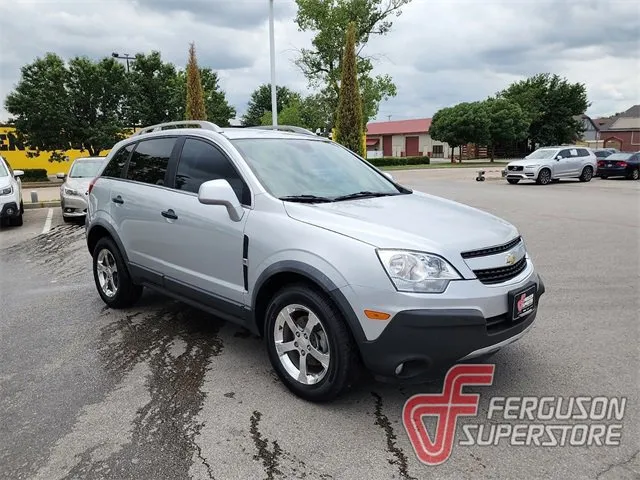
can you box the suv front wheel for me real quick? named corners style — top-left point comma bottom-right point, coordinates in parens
top-left (265, 284), bottom-right (358, 402)
top-left (92, 236), bottom-right (143, 308)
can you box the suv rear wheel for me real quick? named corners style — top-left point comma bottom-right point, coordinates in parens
top-left (92, 236), bottom-right (142, 308)
top-left (579, 166), bottom-right (593, 182)
top-left (265, 284), bottom-right (358, 402)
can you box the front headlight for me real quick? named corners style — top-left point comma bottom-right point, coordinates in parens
top-left (377, 249), bottom-right (461, 293)
top-left (64, 187), bottom-right (78, 196)
top-left (0, 185), bottom-right (13, 196)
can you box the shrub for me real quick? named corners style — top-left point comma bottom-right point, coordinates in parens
top-left (20, 168), bottom-right (49, 182)
top-left (367, 156), bottom-right (430, 167)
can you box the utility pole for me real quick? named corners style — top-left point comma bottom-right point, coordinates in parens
top-left (269, 0), bottom-right (278, 127)
top-left (111, 52), bottom-right (134, 73)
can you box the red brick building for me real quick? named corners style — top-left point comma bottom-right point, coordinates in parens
top-left (365, 118), bottom-right (451, 158)
top-left (599, 105), bottom-right (640, 152)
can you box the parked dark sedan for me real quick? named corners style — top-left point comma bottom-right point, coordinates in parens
top-left (597, 152), bottom-right (640, 180)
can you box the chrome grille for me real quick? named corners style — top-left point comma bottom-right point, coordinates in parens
top-left (473, 256), bottom-right (527, 285)
top-left (461, 236), bottom-right (522, 259)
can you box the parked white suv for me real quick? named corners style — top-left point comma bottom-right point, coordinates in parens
top-left (86, 121), bottom-right (546, 402)
top-left (0, 155), bottom-right (24, 227)
top-left (505, 146), bottom-right (597, 185)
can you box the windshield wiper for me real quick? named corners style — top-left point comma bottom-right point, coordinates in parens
top-left (279, 195), bottom-right (334, 203)
top-left (333, 191), bottom-right (398, 202)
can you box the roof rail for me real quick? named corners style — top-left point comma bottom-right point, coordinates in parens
top-left (132, 120), bottom-right (224, 136)
top-left (252, 125), bottom-right (317, 136)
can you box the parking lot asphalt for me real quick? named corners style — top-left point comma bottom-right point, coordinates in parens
top-left (1, 173), bottom-right (638, 480)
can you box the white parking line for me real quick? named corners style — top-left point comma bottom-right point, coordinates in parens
top-left (41, 208), bottom-right (53, 234)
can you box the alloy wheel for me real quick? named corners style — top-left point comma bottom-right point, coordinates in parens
top-left (539, 169), bottom-right (551, 185)
top-left (273, 304), bottom-right (331, 385)
top-left (96, 248), bottom-right (119, 298)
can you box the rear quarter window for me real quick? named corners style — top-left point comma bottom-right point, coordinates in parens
top-left (101, 144), bottom-right (133, 178)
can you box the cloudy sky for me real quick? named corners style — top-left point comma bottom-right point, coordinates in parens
top-left (0, 0), bottom-right (638, 123)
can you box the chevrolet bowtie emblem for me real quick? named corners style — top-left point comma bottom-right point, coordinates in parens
top-left (505, 253), bottom-right (516, 265)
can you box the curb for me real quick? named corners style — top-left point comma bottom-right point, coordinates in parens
top-left (23, 201), bottom-right (60, 210)
top-left (22, 181), bottom-right (62, 187)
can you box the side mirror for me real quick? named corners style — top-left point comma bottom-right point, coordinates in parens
top-left (197, 179), bottom-right (244, 222)
top-left (382, 171), bottom-right (395, 182)
top-left (56, 172), bottom-right (66, 179)
top-left (555, 156), bottom-right (562, 160)
top-left (13, 170), bottom-right (24, 177)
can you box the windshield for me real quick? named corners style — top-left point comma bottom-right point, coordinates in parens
top-left (69, 159), bottom-right (104, 178)
top-left (526, 149), bottom-right (558, 160)
top-left (0, 160), bottom-right (8, 177)
top-left (231, 138), bottom-right (403, 199)
top-left (605, 153), bottom-right (633, 161)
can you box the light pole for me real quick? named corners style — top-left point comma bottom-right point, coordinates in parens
top-left (269, 0), bottom-right (278, 127)
top-left (111, 52), bottom-right (134, 73)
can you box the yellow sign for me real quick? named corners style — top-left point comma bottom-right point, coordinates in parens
top-left (0, 127), bottom-right (111, 175)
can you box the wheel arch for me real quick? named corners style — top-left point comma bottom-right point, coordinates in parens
top-left (87, 220), bottom-right (129, 264)
top-left (251, 261), bottom-right (367, 347)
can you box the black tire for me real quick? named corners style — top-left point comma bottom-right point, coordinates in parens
top-left (92, 236), bottom-right (142, 308)
top-left (628, 169), bottom-right (639, 180)
top-left (20, 201), bottom-right (24, 214)
top-left (12, 214), bottom-right (23, 227)
top-left (600, 175), bottom-right (608, 179)
top-left (63, 215), bottom-right (74, 223)
top-left (264, 283), bottom-right (358, 402)
top-left (536, 168), bottom-right (552, 185)
top-left (579, 166), bottom-right (593, 182)
top-left (507, 178), bottom-right (520, 184)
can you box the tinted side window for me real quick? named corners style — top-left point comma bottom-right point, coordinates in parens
top-left (577, 149), bottom-right (590, 157)
top-left (102, 145), bottom-right (133, 178)
top-left (175, 138), bottom-right (250, 204)
top-left (126, 137), bottom-right (176, 186)
top-left (558, 149), bottom-right (572, 158)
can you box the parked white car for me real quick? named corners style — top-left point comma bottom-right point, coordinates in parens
top-left (504, 146), bottom-right (597, 185)
top-left (0, 154), bottom-right (24, 227)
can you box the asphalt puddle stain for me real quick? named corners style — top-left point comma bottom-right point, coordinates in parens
top-left (61, 301), bottom-right (225, 479)
top-left (371, 392), bottom-right (416, 480)
top-left (250, 410), bottom-right (283, 480)
top-left (5, 223), bottom-right (87, 279)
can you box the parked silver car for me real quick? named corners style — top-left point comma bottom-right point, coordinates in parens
top-left (86, 121), bottom-right (546, 402)
top-left (505, 145), bottom-right (597, 185)
top-left (58, 157), bottom-right (106, 222)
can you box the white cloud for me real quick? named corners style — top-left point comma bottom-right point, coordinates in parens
top-left (1, 0), bottom-right (638, 122)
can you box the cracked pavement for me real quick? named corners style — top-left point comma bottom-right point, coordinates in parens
top-left (1, 172), bottom-right (638, 479)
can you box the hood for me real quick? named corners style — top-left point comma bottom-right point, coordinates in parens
top-left (283, 191), bottom-right (519, 255)
top-left (507, 158), bottom-right (550, 167)
top-left (65, 177), bottom-right (92, 194)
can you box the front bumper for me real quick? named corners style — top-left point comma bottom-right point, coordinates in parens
top-left (0, 201), bottom-right (20, 218)
top-left (357, 274), bottom-right (545, 381)
top-left (61, 193), bottom-right (88, 217)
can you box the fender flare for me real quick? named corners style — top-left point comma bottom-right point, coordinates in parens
top-left (251, 260), bottom-right (367, 345)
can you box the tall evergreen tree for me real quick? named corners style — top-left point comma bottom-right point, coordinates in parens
top-left (334, 22), bottom-right (364, 156)
top-left (185, 43), bottom-right (206, 120)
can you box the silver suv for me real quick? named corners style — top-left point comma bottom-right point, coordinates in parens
top-left (505, 145), bottom-right (597, 185)
top-left (86, 121), bottom-right (546, 402)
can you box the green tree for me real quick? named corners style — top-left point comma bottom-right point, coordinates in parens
top-left (174, 68), bottom-right (236, 126)
top-left (127, 51), bottom-right (182, 127)
top-left (334, 22), bottom-right (364, 156)
top-left (185, 42), bottom-right (207, 120)
top-left (242, 84), bottom-right (299, 126)
top-left (299, 93), bottom-right (333, 131)
top-left (294, 0), bottom-right (410, 125)
top-left (5, 53), bottom-right (128, 160)
top-left (430, 102), bottom-right (490, 162)
top-left (483, 97), bottom-right (529, 161)
top-left (499, 73), bottom-right (589, 148)
top-left (260, 97), bottom-right (304, 126)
